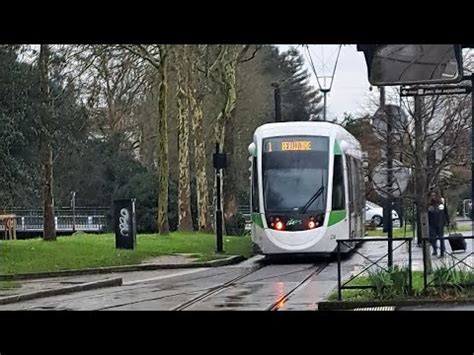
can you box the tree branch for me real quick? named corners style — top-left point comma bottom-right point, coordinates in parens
top-left (238, 45), bottom-right (261, 63)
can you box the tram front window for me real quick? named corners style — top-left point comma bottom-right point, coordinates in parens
top-left (262, 136), bottom-right (329, 214)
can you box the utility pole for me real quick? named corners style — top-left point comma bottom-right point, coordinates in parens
top-left (380, 87), bottom-right (394, 267)
top-left (470, 74), bottom-right (474, 223)
top-left (321, 89), bottom-right (329, 121)
top-left (213, 143), bottom-right (227, 253)
top-left (272, 83), bottom-right (281, 122)
top-left (414, 95), bottom-right (432, 272)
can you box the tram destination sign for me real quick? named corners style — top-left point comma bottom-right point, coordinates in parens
top-left (263, 136), bottom-right (328, 153)
top-left (400, 85), bottom-right (472, 97)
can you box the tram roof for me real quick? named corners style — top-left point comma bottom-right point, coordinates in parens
top-left (253, 121), bottom-right (362, 156)
top-left (254, 121), bottom-right (353, 138)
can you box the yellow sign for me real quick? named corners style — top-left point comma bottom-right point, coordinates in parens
top-left (281, 141), bottom-right (312, 151)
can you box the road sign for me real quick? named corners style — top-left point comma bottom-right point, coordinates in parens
top-left (372, 104), bottom-right (408, 141)
top-left (400, 85), bottom-right (472, 97)
top-left (372, 160), bottom-right (411, 198)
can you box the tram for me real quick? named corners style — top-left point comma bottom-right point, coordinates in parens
top-left (248, 121), bottom-right (365, 256)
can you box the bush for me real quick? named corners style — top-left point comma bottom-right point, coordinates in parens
top-left (431, 263), bottom-right (474, 291)
top-left (368, 265), bottom-right (411, 299)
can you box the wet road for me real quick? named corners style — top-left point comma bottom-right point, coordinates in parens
top-left (0, 256), bottom-right (352, 311)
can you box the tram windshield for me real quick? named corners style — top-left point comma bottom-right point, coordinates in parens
top-left (262, 136), bottom-right (329, 213)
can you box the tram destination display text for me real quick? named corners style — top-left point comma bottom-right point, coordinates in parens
top-left (264, 136), bottom-right (327, 153)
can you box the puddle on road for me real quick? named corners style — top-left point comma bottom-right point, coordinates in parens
top-left (214, 302), bottom-right (253, 308)
top-left (207, 283), bottom-right (266, 309)
top-left (32, 305), bottom-right (58, 310)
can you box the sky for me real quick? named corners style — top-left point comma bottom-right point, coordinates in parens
top-left (278, 45), bottom-right (377, 121)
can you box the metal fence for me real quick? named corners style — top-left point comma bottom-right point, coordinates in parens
top-left (336, 237), bottom-right (413, 301)
top-left (208, 205), bottom-right (252, 231)
top-left (422, 236), bottom-right (474, 290)
top-left (0, 207), bottom-right (109, 233)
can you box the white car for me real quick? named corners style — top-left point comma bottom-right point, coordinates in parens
top-left (365, 201), bottom-right (400, 227)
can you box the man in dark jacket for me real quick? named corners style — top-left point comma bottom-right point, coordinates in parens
top-left (428, 191), bottom-right (450, 257)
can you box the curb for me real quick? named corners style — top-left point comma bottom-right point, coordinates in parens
top-left (318, 298), bottom-right (474, 311)
top-left (0, 277), bottom-right (123, 305)
top-left (0, 255), bottom-right (246, 281)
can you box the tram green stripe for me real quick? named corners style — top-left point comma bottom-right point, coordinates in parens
top-left (252, 213), bottom-right (264, 228)
top-left (328, 210), bottom-right (346, 226)
top-left (334, 140), bottom-right (342, 155)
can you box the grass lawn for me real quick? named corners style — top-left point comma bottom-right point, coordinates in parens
top-left (0, 232), bottom-right (253, 275)
top-left (0, 281), bottom-right (20, 290)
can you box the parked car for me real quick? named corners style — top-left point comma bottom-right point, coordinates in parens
top-left (365, 201), bottom-right (400, 227)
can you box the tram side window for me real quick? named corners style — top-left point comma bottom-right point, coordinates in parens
top-left (252, 157), bottom-right (259, 212)
top-left (347, 157), bottom-right (354, 212)
top-left (356, 160), bottom-right (365, 211)
top-left (352, 159), bottom-right (362, 212)
top-left (332, 155), bottom-right (345, 210)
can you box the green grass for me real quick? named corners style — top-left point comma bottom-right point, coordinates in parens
top-left (366, 227), bottom-right (416, 238)
top-left (0, 232), bottom-right (253, 275)
top-left (366, 224), bottom-right (472, 238)
top-left (329, 269), bottom-right (474, 302)
top-left (328, 272), bottom-right (425, 301)
top-left (0, 281), bottom-right (20, 290)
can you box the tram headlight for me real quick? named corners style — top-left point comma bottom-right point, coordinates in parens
top-left (269, 216), bottom-right (285, 231)
top-left (275, 221), bottom-right (284, 230)
top-left (307, 216), bottom-right (321, 230)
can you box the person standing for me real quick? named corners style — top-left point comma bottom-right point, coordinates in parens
top-left (428, 191), bottom-right (449, 257)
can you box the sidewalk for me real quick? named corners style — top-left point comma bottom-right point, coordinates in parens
top-left (399, 303), bottom-right (474, 310)
top-left (1, 267), bottom-right (207, 295)
top-left (0, 254), bottom-right (225, 304)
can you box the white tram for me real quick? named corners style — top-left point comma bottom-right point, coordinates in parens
top-left (248, 121), bottom-right (365, 256)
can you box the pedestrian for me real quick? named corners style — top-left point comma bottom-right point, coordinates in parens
top-left (428, 190), bottom-right (450, 257)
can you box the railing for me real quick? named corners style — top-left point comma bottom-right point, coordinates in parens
top-left (0, 207), bottom-right (109, 233)
top-left (336, 237), bottom-right (413, 301)
top-left (208, 205), bottom-right (252, 231)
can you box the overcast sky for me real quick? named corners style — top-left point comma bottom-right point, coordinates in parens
top-left (278, 45), bottom-right (376, 121)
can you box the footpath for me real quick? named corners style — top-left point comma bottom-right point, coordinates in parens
top-left (0, 254), bottom-right (244, 305)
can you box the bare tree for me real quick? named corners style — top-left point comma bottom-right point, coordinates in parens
top-left (122, 44), bottom-right (171, 235)
top-left (188, 45), bottom-right (213, 232)
top-left (368, 87), bottom-right (471, 271)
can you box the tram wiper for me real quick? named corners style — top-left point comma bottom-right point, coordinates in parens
top-left (299, 186), bottom-right (325, 215)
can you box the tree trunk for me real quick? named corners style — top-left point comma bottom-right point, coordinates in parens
top-left (223, 111), bottom-right (239, 226)
top-left (39, 44), bottom-right (56, 241)
top-left (414, 96), bottom-right (431, 272)
top-left (176, 46), bottom-right (193, 231)
top-left (157, 45), bottom-right (170, 235)
top-left (190, 94), bottom-right (211, 232)
top-left (213, 47), bottom-right (238, 236)
top-left (188, 48), bottom-right (211, 232)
